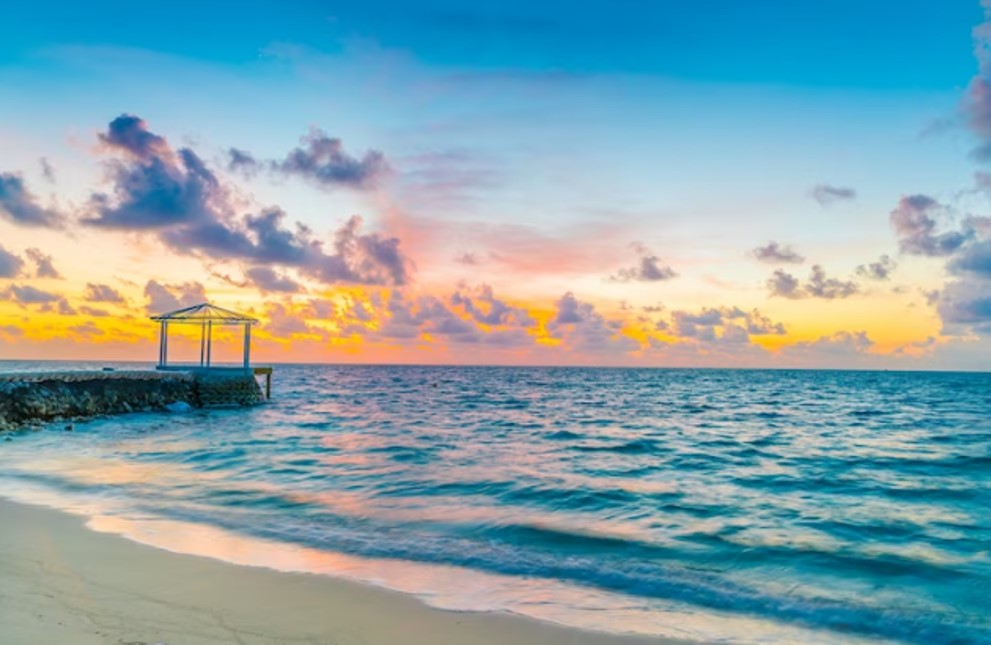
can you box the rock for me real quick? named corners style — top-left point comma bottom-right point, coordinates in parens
top-left (0, 370), bottom-right (264, 426)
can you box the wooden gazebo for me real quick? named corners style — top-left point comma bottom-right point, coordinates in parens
top-left (150, 303), bottom-right (258, 370)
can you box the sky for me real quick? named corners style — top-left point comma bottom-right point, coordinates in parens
top-left (2, 0), bottom-right (991, 369)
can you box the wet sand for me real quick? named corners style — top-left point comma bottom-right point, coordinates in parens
top-left (0, 498), bottom-right (694, 645)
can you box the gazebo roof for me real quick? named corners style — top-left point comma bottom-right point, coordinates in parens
top-left (150, 303), bottom-right (258, 325)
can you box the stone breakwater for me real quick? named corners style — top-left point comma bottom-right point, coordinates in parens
top-left (0, 370), bottom-right (264, 432)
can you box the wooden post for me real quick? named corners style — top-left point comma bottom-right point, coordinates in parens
top-left (243, 323), bottom-right (251, 369)
top-left (206, 320), bottom-right (213, 367)
top-left (266, 371), bottom-right (271, 399)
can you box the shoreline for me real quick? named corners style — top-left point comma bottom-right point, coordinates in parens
top-left (0, 497), bottom-right (695, 645)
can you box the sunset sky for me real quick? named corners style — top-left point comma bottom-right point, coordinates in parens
top-left (3, 0), bottom-right (991, 368)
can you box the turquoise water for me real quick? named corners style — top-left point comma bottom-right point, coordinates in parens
top-left (1, 364), bottom-right (989, 644)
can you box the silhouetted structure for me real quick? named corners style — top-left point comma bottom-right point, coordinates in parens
top-left (151, 303), bottom-right (258, 369)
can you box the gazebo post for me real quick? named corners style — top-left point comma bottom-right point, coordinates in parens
top-left (199, 320), bottom-right (205, 367)
top-left (206, 320), bottom-right (213, 367)
top-left (243, 323), bottom-right (251, 370)
top-left (162, 322), bottom-right (169, 367)
top-left (158, 321), bottom-right (166, 367)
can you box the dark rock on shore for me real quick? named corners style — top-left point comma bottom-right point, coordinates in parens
top-left (0, 370), bottom-right (264, 432)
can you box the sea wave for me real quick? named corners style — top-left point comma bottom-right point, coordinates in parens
top-left (1, 363), bottom-right (990, 644)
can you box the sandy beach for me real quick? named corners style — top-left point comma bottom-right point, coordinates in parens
top-left (0, 498), bottom-right (691, 645)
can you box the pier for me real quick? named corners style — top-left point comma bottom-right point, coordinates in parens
top-left (0, 303), bottom-right (272, 432)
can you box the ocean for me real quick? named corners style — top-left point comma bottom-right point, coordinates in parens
top-left (0, 363), bottom-right (989, 644)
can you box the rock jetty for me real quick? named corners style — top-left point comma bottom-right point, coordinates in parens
top-left (0, 370), bottom-right (264, 432)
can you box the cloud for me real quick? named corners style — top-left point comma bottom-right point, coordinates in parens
top-left (302, 298), bottom-right (335, 319)
top-left (547, 292), bottom-right (639, 354)
top-left (672, 308), bottom-right (725, 328)
top-left (69, 321), bottom-right (105, 338)
top-left (227, 148), bottom-right (258, 174)
top-left (553, 291), bottom-right (584, 324)
top-left (0, 244), bottom-right (25, 278)
top-left (212, 268), bottom-right (302, 294)
top-left (0, 325), bottom-right (23, 337)
top-left (449, 219), bottom-right (629, 278)
top-left (1, 284), bottom-right (63, 306)
top-left (667, 306), bottom-right (785, 344)
top-left (766, 269), bottom-right (802, 298)
top-left (742, 310), bottom-right (788, 335)
top-left (455, 252), bottom-right (479, 265)
top-left (946, 0), bottom-right (991, 377)
top-left (451, 284), bottom-right (533, 326)
top-left (767, 265), bottom-right (858, 299)
top-left (811, 184), bottom-right (857, 206)
top-left (855, 254), bottom-right (897, 281)
top-left (39, 157), bottom-right (55, 182)
top-left (349, 287), bottom-right (536, 348)
top-left (160, 207), bottom-right (308, 263)
top-left (311, 286), bottom-right (534, 351)
top-left (98, 114), bottom-right (169, 160)
top-left (0, 283), bottom-right (77, 316)
top-left (44, 299), bottom-right (76, 316)
top-left (889, 195), bottom-right (969, 257)
top-left (936, 279), bottom-right (991, 333)
top-left (805, 265), bottom-right (859, 299)
top-left (609, 242), bottom-right (676, 282)
top-left (85, 139), bottom-right (223, 230)
top-left (170, 212), bottom-right (410, 286)
top-left (144, 280), bottom-right (206, 314)
top-left (382, 296), bottom-right (455, 340)
top-left (24, 248), bottom-right (60, 279)
top-left (84, 115), bottom-right (411, 287)
top-left (891, 336), bottom-right (937, 357)
top-left (419, 302), bottom-right (479, 339)
top-left (322, 215), bottom-right (409, 285)
top-left (781, 331), bottom-right (875, 360)
top-left (948, 239), bottom-right (991, 278)
top-left (962, 5), bottom-right (991, 159)
top-left (880, 188), bottom-right (991, 333)
top-left (751, 241), bottom-right (804, 264)
top-left (228, 128), bottom-right (389, 190)
top-left (244, 266), bottom-right (303, 293)
top-left (395, 148), bottom-right (505, 214)
top-left (83, 283), bottom-right (126, 303)
top-left (79, 305), bottom-right (110, 317)
top-left (0, 172), bottom-right (63, 227)
top-left (263, 302), bottom-right (319, 337)
top-left (926, 8), bottom-right (991, 337)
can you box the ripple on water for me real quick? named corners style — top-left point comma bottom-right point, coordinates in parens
top-left (0, 364), bottom-right (990, 645)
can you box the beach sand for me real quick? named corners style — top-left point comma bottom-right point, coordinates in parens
top-left (0, 498), bottom-right (693, 645)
